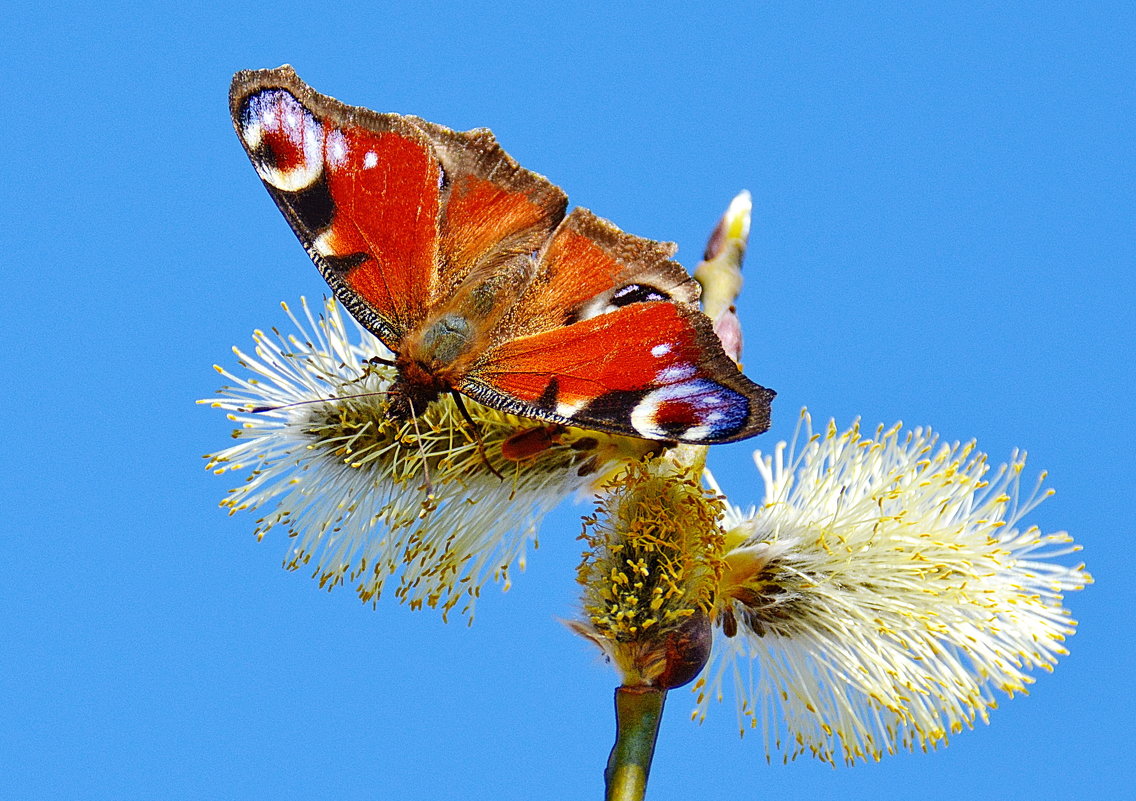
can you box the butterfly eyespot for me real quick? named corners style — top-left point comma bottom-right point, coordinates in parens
top-left (612, 283), bottom-right (668, 307)
top-left (241, 89), bottom-right (325, 192)
top-left (629, 380), bottom-right (749, 441)
top-left (566, 283), bottom-right (673, 324)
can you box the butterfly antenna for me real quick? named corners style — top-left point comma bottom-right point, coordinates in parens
top-left (449, 391), bottom-right (504, 480)
top-left (407, 406), bottom-right (436, 499)
top-left (247, 390), bottom-right (392, 413)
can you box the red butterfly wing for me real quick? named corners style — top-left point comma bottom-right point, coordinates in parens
top-left (230, 67), bottom-right (445, 345)
top-left (408, 117), bottom-right (567, 298)
top-left (230, 67), bottom-right (566, 349)
top-left (463, 209), bottom-right (774, 443)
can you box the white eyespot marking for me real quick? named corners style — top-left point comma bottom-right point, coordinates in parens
top-left (569, 283), bottom-right (671, 324)
top-left (613, 284), bottom-right (668, 306)
top-left (631, 388), bottom-right (679, 439)
top-left (326, 129), bottom-right (348, 167)
top-left (241, 120), bottom-right (264, 149)
top-left (282, 103), bottom-right (302, 131)
top-left (363, 151), bottom-right (379, 169)
top-left (571, 298), bottom-right (617, 322)
top-left (678, 425), bottom-right (713, 441)
top-left (631, 391), bottom-right (712, 441)
top-left (244, 90), bottom-right (325, 192)
top-left (657, 365), bottom-right (697, 384)
top-left (651, 343), bottom-right (671, 358)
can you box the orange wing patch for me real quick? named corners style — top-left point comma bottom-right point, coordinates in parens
top-left (440, 174), bottom-right (552, 274)
top-left (467, 303), bottom-right (771, 443)
top-left (529, 224), bottom-right (627, 318)
top-left (510, 209), bottom-right (698, 336)
top-left (323, 128), bottom-right (441, 329)
top-left (477, 303), bottom-right (695, 406)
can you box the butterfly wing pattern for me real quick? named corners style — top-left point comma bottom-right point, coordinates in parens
top-left (230, 65), bottom-right (774, 444)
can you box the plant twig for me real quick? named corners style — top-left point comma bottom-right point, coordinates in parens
top-left (605, 686), bottom-right (667, 801)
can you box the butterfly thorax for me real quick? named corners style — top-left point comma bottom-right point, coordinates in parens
top-left (388, 311), bottom-right (482, 420)
top-left (387, 259), bottom-right (531, 419)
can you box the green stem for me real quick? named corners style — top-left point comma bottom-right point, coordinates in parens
top-left (605, 686), bottom-right (666, 801)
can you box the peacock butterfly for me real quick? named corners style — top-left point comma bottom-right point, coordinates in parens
top-left (229, 66), bottom-right (774, 443)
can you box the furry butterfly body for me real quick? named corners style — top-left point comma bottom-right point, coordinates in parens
top-left (230, 66), bottom-right (774, 443)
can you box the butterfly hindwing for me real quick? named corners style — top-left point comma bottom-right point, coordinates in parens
top-left (407, 117), bottom-right (567, 298)
top-left (464, 209), bottom-right (774, 443)
top-left (466, 302), bottom-right (771, 442)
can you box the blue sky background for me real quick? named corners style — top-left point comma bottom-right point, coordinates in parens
top-left (3, 2), bottom-right (1132, 799)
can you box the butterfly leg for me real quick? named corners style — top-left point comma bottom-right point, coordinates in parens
top-left (449, 391), bottom-right (505, 480)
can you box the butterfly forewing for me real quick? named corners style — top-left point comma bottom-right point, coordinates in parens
top-left (507, 208), bottom-right (699, 336)
top-left (230, 68), bottom-right (447, 344)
